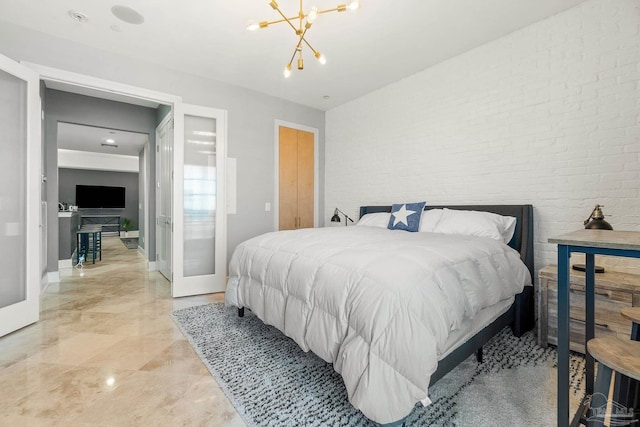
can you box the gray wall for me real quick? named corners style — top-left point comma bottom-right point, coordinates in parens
top-left (58, 168), bottom-right (139, 229)
top-left (43, 89), bottom-right (157, 273)
top-left (0, 22), bottom-right (326, 271)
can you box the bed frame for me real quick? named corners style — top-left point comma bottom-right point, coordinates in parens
top-left (359, 205), bottom-right (535, 387)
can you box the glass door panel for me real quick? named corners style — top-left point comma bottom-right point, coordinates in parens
top-left (0, 69), bottom-right (26, 309)
top-left (0, 54), bottom-right (40, 337)
top-left (183, 115), bottom-right (216, 277)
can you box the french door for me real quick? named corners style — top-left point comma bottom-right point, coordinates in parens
top-left (0, 54), bottom-right (41, 337)
top-left (170, 104), bottom-right (227, 297)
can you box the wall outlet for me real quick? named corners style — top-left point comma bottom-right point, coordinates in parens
top-left (265, 202), bottom-right (271, 212)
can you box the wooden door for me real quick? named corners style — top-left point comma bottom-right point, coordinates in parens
top-left (296, 130), bottom-right (314, 228)
top-left (278, 126), bottom-right (314, 230)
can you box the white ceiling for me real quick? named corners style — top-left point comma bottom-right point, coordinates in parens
top-left (57, 122), bottom-right (149, 156)
top-left (0, 0), bottom-right (586, 110)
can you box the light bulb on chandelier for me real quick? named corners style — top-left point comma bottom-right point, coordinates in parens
top-left (283, 64), bottom-right (292, 78)
top-left (314, 51), bottom-right (327, 65)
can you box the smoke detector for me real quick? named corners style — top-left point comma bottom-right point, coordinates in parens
top-left (68, 11), bottom-right (88, 23)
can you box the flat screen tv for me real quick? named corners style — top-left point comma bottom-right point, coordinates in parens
top-left (76, 185), bottom-right (126, 209)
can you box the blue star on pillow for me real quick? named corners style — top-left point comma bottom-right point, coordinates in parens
top-left (387, 202), bottom-right (426, 232)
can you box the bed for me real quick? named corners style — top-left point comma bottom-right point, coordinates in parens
top-left (225, 204), bottom-right (534, 426)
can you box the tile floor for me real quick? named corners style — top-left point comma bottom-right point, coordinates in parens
top-left (0, 237), bottom-right (245, 426)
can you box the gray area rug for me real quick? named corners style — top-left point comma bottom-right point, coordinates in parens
top-left (120, 237), bottom-right (138, 249)
top-left (172, 303), bottom-right (585, 426)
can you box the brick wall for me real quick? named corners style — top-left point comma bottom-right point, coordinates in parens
top-left (325, 0), bottom-right (640, 273)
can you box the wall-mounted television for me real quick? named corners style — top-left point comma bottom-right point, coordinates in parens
top-left (76, 185), bottom-right (126, 209)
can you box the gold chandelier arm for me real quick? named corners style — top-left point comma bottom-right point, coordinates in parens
top-left (318, 4), bottom-right (348, 14)
top-left (287, 45), bottom-right (298, 68)
top-left (261, 16), bottom-right (301, 27)
top-left (271, 4), bottom-right (299, 33)
top-left (300, 35), bottom-right (318, 55)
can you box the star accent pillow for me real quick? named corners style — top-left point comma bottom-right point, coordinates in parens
top-left (387, 201), bottom-right (426, 232)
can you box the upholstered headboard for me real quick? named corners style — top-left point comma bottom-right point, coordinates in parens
top-left (359, 204), bottom-right (534, 280)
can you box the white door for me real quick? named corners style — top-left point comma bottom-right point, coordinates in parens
top-left (156, 115), bottom-right (173, 280)
top-left (171, 104), bottom-right (227, 297)
top-left (0, 54), bottom-right (41, 337)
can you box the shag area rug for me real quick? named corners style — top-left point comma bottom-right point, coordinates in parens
top-left (172, 303), bottom-right (585, 427)
top-left (120, 237), bottom-right (138, 249)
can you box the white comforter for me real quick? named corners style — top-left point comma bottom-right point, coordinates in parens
top-left (225, 226), bottom-right (531, 424)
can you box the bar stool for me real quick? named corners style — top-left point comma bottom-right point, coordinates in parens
top-left (616, 307), bottom-right (640, 410)
top-left (621, 307), bottom-right (640, 341)
top-left (586, 336), bottom-right (640, 427)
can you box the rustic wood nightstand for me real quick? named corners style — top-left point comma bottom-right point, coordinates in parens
top-left (538, 264), bottom-right (640, 353)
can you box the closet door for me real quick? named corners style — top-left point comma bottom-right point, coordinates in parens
top-left (278, 126), bottom-right (314, 230)
top-left (278, 126), bottom-right (298, 230)
top-left (296, 130), bottom-right (314, 228)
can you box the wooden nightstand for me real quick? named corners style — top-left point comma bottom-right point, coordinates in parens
top-left (538, 264), bottom-right (640, 353)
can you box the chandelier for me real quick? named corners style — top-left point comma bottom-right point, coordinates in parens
top-left (247, 0), bottom-right (360, 78)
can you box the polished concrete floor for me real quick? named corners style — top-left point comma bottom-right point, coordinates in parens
top-left (0, 237), bottom-right (245, 426)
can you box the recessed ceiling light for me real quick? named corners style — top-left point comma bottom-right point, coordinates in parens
top-left (68, 10), bottom-right (88, 24)
top-left (322, 95), bottom-right (330, 100)
top-left (111, 5), bottom-right (144, 25)
top-left (105, 138), bottom-right (115, 143)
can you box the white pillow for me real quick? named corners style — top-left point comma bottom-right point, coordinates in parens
top-left (433, 209), bottom-right (517, 243)
top-left (356, 212), bottom-right (392, 228)
top-left (418, 209), bottom-right (444, 232)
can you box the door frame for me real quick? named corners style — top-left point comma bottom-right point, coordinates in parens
top-left (155, 113), bottom-right (173, 279)
top-left (25, 62), bottom-right (228, 298)
top-left (22, 62), bottom-right (181, 277)
top-left (273, 120), bottom-right (319, 230)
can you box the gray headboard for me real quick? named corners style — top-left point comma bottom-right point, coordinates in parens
top-left (359, 204), bottom-right (534, 280)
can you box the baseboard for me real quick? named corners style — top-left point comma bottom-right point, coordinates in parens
top-left (148, 261), bottom-right (157, 272)
top-left (58, 258), bottom-right (73, 269)
top-left (47, 271), bottom-right (60, 284)
top-left (40, 271), bottom-right (49, 293)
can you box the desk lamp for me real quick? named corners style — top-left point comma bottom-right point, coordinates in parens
top-left (331, 208), bottom-right (354, 226)
top-left (573, 204), bottom-right (612, 273)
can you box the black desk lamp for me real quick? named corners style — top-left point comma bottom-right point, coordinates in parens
top-left (573, 204), bottom-right (612, 273)
top-left (583, 204), bottom-right (613, 230)
top-left (331, 208), bottom-right (354, 226)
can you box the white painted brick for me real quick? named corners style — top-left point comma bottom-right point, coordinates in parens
top-left (325, 0), bottom-right (640, 273)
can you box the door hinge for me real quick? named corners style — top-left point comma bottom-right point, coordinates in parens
top-left (156, 145), bottom-right (160, 153)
